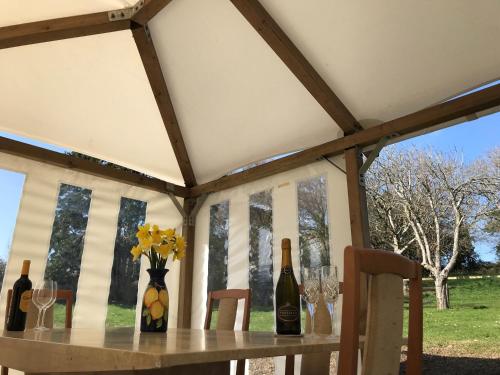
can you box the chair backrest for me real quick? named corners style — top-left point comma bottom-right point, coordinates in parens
top-left (204, 289), bottom-right (251, 331)
top-left (338, 246), bottom-right (422, 375)
top-left (5, 289), bottom-right (73, 329)
top-left (204, 289), bottom-right (251, 375)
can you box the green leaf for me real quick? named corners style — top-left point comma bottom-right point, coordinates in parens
top-left (156, 319), bottom-right (163, 329)
top-left (142, 309), bottom-right (149, 317)
top-left (146, 315), bottom-right (151, 326)
top-left (163, 308), bottom-right (168, 320)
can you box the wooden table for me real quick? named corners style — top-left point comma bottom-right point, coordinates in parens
top-left (0, 328), bottom-right (352, 375)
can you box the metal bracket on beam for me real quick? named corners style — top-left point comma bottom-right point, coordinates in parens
top-left (165, 181), bottom-right (177, 194)
top-left (108, 0), bottom-right (145, 21)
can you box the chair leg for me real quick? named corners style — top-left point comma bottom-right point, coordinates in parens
top-left (285, 355), bottom-right (294, 375)
top-left (236, 359), bottom-right (245, 375)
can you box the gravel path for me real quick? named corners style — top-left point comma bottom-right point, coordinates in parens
top-left (248, 348), bottom-right (500, 374)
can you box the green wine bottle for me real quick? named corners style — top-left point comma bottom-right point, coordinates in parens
top-left (6, 260), bottom-right (32, 331)
top-left (275, 238), bottom-right (301, 335)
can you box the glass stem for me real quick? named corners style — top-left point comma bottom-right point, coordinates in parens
top-left (40, 307), bottom-right (48, 329)
top-left (35, 307), bottom-right (43, 329)
top-left (306, 302), bottom-right (315, 335)
top-left (311, 311), bottom-right (315, 335)
top-left (326, 302), bottom-right (335, 335)
top-left (330, 309), bottom-right (335, 335)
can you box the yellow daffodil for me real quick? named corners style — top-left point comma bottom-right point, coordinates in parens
top-left (176, 236), bottom-right (186, 252)
top-left (155, 243), bottom-right (173, 259)
top-left (173, 248), bottom-right (185, 261)
top-left (130, 245), bottom-right (142, 261)
top-left (151, 224), bottom-right (162, 244)
top-left (170, 235), bottom-right (186, 260)
top-left (163, 228), bottom-right (176, 241)
top-left (139, 235), bottom-right (153, 250)
top-left (130, 225), bottom-right (186, 264)
top-left (137, 223), bottom-right (151, 240)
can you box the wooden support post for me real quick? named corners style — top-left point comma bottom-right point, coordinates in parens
top-left (345, 147), bottom-right (370, 334)
top-left (177, 198), bottom-right (197, 328)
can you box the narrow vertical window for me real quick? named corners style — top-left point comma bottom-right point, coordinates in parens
top-left (106, 197), bottom-right (147, 327)
top-left (297, 176), bottom-right (331, 280)
top-left (0, 169), bottom-right (25, 295)
top-left (207, 201), bottom-right (229, 293)
top-left (249, 190), bottom-right (273, 331)
top-left (44, 183), bottom-right (92, 302)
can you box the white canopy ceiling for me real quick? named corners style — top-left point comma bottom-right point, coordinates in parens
top-left (1, 0), bottom-right (499, 185)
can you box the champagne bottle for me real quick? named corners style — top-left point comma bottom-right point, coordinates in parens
top-left (6, 260), bottom-right (32, 331)
top-left (275, 238), bottom-right (301, 335)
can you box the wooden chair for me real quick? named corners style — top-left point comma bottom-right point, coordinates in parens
top-left (286, 283), bottom-right (344, 375)
top-left (2, 289), bottom-right (73, 375)
top-left (204, 289), bottom-right (251, 375)
top-left (338, 246), bottom-right (422, 375)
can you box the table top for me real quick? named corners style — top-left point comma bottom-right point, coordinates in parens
top-left (0, 328), bottom-right (350, 373)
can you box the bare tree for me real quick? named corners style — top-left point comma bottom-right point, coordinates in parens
top-left (367, 147), bottom-right (499, 309)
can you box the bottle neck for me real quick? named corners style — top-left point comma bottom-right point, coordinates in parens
top-left (21, 260), bottom-right (30, 277)
top-left (281, 248), bottom-right (293, 269)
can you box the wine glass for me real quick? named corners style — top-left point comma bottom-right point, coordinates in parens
top-left (32, 280), bottom-right (57, 331)
top-left (321, 265), bottom-right (339, 336)
top-left (302, 267), bottom-right (321, 336)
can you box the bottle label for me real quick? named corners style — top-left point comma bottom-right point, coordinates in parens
top-left (277, 303), bottom-right (299, 322)
top-left (19, 290), bottom-right (32, 313)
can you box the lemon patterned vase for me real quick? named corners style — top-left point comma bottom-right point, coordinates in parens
top-left (141, 268), bottom-right (169, 332)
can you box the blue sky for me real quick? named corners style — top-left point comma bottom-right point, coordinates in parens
top-left (0, 111), bottom-right (499, 262)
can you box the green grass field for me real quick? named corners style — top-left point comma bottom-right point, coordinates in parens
top-left (414, 277), bottom-right (500, 356)
top-left (54, 277), bottom-right (499, 356)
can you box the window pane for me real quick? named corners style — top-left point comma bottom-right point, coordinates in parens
top-left (297, 175), bottom-right (330, 280)
top-left (207, 201), bottom-right (229, 328)
top-left (208, 201), bottom-right (229, 292)
top-left (249, 190), bottom-right (273, 331)
top-left (0, 169), bottom-right (26, 295)
top-left (44, 184), bottom-right (92, 303)
top-left (106, 197), bottom-right (147, 327)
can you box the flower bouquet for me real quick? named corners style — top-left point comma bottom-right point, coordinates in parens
top-left (130, 224), bottom-right (186, 332)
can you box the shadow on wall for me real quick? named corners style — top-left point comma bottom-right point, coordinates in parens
top-left (400, 353), bottom-right (500, 375)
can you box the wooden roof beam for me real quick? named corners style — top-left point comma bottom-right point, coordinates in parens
top-left (132, 0), bottom-right (173, 25)
top-left (0, 11), bottom-right (130, 50)
top-left (132, 24), bottom-right (197, 187)
top-left (191, 83), bottom-right (500, 196)
top-left (230, 0), bottom-right (362, 134)
top-left (0, 137), bottom-right (190, 198)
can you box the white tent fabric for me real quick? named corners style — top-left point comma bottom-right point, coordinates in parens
top-left (1, 0), bottom-right (499, 185)
top-left (192, 156), bottom-right (351, 374)
top-left (0, 31), bottom-right (185, 185)
top-left (0, 151), bottom-right (183, 330)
